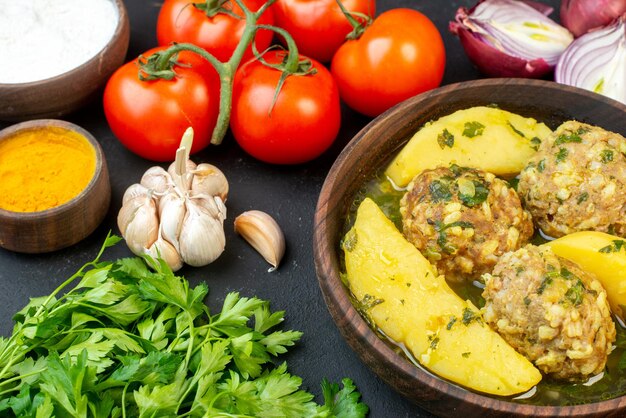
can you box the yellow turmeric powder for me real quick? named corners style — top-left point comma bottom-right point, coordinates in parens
top-left (0, 126), bottom-right (96, 212)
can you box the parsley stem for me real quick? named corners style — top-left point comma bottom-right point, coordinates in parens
top-left (0, 367), bottom-right (47, 391)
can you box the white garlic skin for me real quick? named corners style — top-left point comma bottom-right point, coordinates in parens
top-left (145, 235), bottom-right (184, 272)
top-left (117, 194), bottom-right (159, 255)
top-left (178, 201), bottom-right (226, 267)
top-left (191, 163), bottom-right (229, 202)
top-left (141, 166), bottom-right (172, 195)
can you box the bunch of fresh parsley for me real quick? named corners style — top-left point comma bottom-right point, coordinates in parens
top-left (0, 234), bottom-right (368, 417)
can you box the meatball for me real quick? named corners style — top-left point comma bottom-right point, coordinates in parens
top-left (518, 121), bottom-right (626, 238)
top-left (482, 245), bottom-right (615, 381)
top-left (400, 165), bottom-right (534, 282)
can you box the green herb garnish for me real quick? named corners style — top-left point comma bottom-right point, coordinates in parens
top-left (577, 192), bottom-right (589, 204)
top-left (437, 129), bottom-right (455, 149)
top-left (565, 279), bottom-right (586, 306)
top-left (508, 122), bottom-right (526, 138)
top-left (429, 179), bottom-right (452, 202)
top-left (462, 121), bottom-right (485, 138)
top-left (446, 316), bottom-right (457, 330)
top-left (554, 131), bottom-right (583, 146)
top-left (556, 147), bottom-right (568, 163)
top-left (461, 307), bottom-right (481, 326)
top-left (430, 220), bottom-right (474, 255)
top-left (537, 159), bottom-right (546, 173)
top-left (458, 179), bottom-right (489, 207)
top-left (599, 240), bottom-right (626, 253)
top-left (530, 137), bottom-right (542, 151)
top-left (601, 149), bottom-right (614, 163)
top-left (537, 275), bottom-right (553, 294)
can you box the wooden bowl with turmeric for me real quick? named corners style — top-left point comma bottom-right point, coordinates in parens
top-left (0, 119), bottom-right (111, 253)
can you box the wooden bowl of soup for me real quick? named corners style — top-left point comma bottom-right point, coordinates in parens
top-left (0, 119), bottom-right (111, 253)
top-left (313, 78), bottom-right (626, 417)
top-left (0, 0), bottom-right (130, 121)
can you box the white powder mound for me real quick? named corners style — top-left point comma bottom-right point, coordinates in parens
top-left (0, 0), bottom-right (118, 84)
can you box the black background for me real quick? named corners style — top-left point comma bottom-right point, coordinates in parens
top-left (0, 0), bottom-right (561, 416)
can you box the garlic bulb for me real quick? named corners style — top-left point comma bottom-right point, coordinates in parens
top-left (117, 128), bottom-right (228, 271)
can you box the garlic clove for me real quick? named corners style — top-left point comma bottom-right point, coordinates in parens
top-left (158, 192), bottom-right (186, 252)
top-left (234, 210), bottom-right (285, 270)
top-left (141, 166), bottom-right (173, 194)
top-left (122, 183), bottom-right (150, 205)
top-left (178, 201), bottom-right (226, 267)
top-left (189, 194), bottom-right (227, 221)
top-left (145, 235), bottom-right (183, 272)
top-left (117, 195), bottom-right (159, 255)
top-left (168, 159), bottom-right (197, 192)
top-left (191, 163), bottom-right (229, 202)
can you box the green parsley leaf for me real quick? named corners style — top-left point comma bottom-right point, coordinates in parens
top-left (554, 131), bottom-right (583, 146)
top-left (555, 147), bottom-right (568, 163)
top-left (601, 149), bottom-right (614, 163)
top-left (0, 237), bottom-right (369, 417)
top-left (462, 121), bottom-right (485, 138)
top-left (429, 179), bottom-right (452, 202)
top-left (599, 240), bottom-right (626, 253)
top-left (530, 137), bottom-right (542, 151)
top-left (437, 129), bottom-right (454, 149)
top-left (458, 179), bottom-right (489, 207)
top-left (321, 378), bottom-right (369, 418)
top-left (507, 122), bottom-right (525, 138)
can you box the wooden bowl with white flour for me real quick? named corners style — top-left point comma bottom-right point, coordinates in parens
top-left (0, 0), bottom-right (130, 121)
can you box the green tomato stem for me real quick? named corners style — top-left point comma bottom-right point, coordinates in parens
top-left (146, 0), bottom-right (304, 147)
top-left (335, 0), bottom-right (371, 40)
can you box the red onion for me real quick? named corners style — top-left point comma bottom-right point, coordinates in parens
top-left (450, 0), bottom-right (573, 78)
top-left (561, 0), bottom-right (626, 37)
top-left (555, 17), bottom-right (626, 104)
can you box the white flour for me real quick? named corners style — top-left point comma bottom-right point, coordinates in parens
top-left (0, 0), bottom-right (118, 84)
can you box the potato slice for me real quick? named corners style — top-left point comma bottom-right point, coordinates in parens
top-left (545, 231), bottom-right (626, 321)
top-left (385, 106), bottom-right (552, 187)
top-left (343, 198), bottom-right (541, 396)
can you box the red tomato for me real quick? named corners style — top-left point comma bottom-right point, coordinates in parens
top-left (157, 0), bottom-right (274, 62)
top-left (230, 51), bottom-right (341, 164)
top-left (273, 0), bottom-right (375, 63)
top-left (103, 47), bottom-right (220, 161)
top-left (331, 8), bottom-right (446, 117)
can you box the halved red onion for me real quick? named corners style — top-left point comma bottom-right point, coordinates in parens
top-left (555, 17), bottom-right (626, 105)
top-left (450, 0), bottom-right (573, 78)
top-left (561, 0), bottom-right (626, 37)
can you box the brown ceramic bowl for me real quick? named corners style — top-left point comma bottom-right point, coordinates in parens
top-left (314, 79), bottom-right (626, 417)
top-left (0, 0), bottom-right (130, 121)
top-left (0, 119), bottom-right (111, 253)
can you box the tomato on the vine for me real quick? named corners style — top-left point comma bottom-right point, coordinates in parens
top-left (273, 0), bottom-right (375, 63)
top-left (331, 8), bottom-right (446, 117)
top-left (103, 47), bottom-right (220, 162)
top-left (230, 50), bottom-right (341, 164)
top-left (156, 0), bottom-right (274, 62)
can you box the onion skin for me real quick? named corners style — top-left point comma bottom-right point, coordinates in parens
top-left (561, 0), bottom-right (626, 37)
top-left (450, 1), bottom-right (559, 78)
top-left (451, 19), bottom-right (552, 78)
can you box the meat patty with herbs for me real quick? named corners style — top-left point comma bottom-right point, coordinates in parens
top-left (400, 165), bottom-right (534, 282)
top-left (518, 121), bottom-right (626, 238)
top-left (482, 244), bottom-right (615, 381)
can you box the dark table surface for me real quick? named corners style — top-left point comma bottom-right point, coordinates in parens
top-left (0, 0), bottom-right (562, 416)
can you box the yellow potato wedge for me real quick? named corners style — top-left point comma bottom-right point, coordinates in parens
top-left (545, 231), bottom-right (626, 320)
top-left (385, 106), bottom-right (553, 187)
top-left (342, 198), bottom-right (541, 395)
